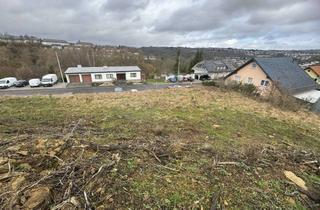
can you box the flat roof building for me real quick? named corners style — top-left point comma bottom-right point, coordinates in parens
top-left (65, 65), bottom-right (142, 84)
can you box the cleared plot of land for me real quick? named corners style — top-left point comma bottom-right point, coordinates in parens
top-left (0, 87), bottom-right (319, 209)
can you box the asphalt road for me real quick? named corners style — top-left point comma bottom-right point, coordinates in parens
top-left (0, 82), bottom-right (200, 96)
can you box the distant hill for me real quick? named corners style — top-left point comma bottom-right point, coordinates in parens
top-left (1, 34), bottom-right (320, 79)
top-left (140, 47), bottom-right (320, 63)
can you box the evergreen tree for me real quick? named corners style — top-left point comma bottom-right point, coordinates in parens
top-left (172, 48), bottom-right (181, 74)
top-left (188, 50), bottom-right (203, 73)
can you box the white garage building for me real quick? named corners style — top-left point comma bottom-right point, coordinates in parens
top-left (65, 65), bottom-right (142, 84)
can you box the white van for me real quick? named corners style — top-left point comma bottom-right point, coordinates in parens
top-left (0, 77), bottom-right (17, 89)
top-left (41, 74), bottom-right (58, 87)
top-left (29, 78), bottom-right (41, 87)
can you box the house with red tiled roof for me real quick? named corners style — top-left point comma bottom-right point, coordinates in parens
top-left (305, 65), bottom-right (320, 84)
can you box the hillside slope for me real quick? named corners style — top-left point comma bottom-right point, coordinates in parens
top-left (0, 87), bottom-right (319, 209)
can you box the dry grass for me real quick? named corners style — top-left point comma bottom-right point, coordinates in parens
top-left (0, 87), bottom-right (319, 209)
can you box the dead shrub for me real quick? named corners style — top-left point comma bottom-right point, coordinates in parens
top-left (243, 147), bottom-right (261, 165)
top-left (264, 83), bottom-right (308, 112)
top-left (216, 80), bottom-right (308, 112)
top-left (202, 80), bottom-right (216, 86)
top-left (220, 81), bottom-right (260, 96)
top-left (152, 125), bottom-right (166, 136)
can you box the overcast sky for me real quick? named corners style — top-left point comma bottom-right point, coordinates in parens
top-left (1, 0), bottom-right (319, 49)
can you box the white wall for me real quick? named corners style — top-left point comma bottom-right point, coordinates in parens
top-left (42, 42), bottom-right (69, 46)
top-left (126, 72), bottom-right (141, 81)
top-left (91, 73), bottom-right (116, 82)
top-left (90, 72), bottom-right (141, 82)
top-left (209, 72), bottom-right (230, 79)
top-left (193, 67), bottom-right (207, 74)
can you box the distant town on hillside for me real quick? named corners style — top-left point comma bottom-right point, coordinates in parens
top-left (1, 33), bottom-right (320, 69)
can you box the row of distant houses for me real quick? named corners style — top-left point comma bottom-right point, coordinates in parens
top-left (62, 55), bottom-right (319, 104)
top-left (192, 57), bottom-right (320, 103)
top-left (0, 34), bottom-right (94, 49)
top-left (192, 59), bottom-right (244, 80)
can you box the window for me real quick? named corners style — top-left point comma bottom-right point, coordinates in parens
top-left (94, 74), bottom-right (102, 80)
top-left (260, 80), bottom-right (270, 86)
top-left (235, 75), bottom-right (241, 81)
top-left (130, 73), bottom-right (137, 78)
top-left (106, 74), bottom-right (113, 79)
top-left (252, 63), bottom-right (257, 68)
top-left (247, 77), bottom-right (253, 84)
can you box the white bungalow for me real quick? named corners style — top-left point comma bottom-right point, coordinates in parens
top-left (65, 65), bottom-right (142, 84)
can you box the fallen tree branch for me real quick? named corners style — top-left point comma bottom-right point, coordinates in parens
top-left (77, 140), bottom-right (131, 152)
top-left (210, 191), bottom-right (221, 210)
top-left (302, 160), bottom-right (318, 165)
top-left (56, 119), bottom-right (82, 157)
top-left (144, 148), bottom-right (162, 163)
top-left (217, 161), bottom-right (240, 166)
top-left (51, 196), bottom-right (80, 210)
top-left (155, 164), bottom-right (179, 172)
top-left (151, 151), bottom-right (162, 163)
top-left (83, 191), bottom-right (92, 210)
top-left (89, 161), bottom-right (115, 181)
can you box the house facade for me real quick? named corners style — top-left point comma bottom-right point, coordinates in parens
top-left (225, 57), bottom-right (318, 97)
top-left (65, 65), bottom-right (142, 84)
top-left (192, 60), bottom-right (235, 80)
top-left (41, 39), bottom-right (70, 47)
top-left (75, 41), bottom-right (95, 48)
top-left (305, 65), bottom-right (320, 84)
top-left (225, 60), bottom-right (272, 94)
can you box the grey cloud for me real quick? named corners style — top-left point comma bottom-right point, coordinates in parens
top-left (0, 0), bottom-right (319, 49)
top-left (248, 1), bottom-right (320, 25)
top-left (154, 0), bottom-right (314, 33)
top-left (102, 0), bottom-right (150, 12)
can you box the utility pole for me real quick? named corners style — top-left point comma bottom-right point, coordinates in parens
top-left (55, 51), bottom-right (65, 85)
top-left (92, 49), bottom-right (96, 67)
top-left (87, 52), bottom-right (92, 66)
top-left (178, 54), bottom-right (180, 76)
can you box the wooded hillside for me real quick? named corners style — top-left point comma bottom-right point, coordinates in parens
top-left (0, 43), bottom-right (176, 80)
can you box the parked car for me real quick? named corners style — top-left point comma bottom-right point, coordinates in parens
top-left (183, 74), bottom-right (194, 82)
top-left (29, 79), bottom-right (41, 87)
top-left (177, 75), bottom-right (184, 82)
top-left (41, 74), bottom-right (58, 87)
top-left (0, 77), bottom-right (17, 89)
top-left (166, 75), bottom-right (177, 83)
top-left (14, 80), bottom-right (28, 87)
top-left (187, 77), bottom-right (195, 82)
top-left (200, 75), bottom-right (211, 81)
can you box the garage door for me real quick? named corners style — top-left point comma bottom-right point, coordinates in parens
top-left (69, 75), bottom-right (80, 83)
top-left (82, 74), bottom-right (92, 83)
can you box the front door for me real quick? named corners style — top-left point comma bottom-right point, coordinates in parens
top-left (116, 73), bottom-right (126, 80)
